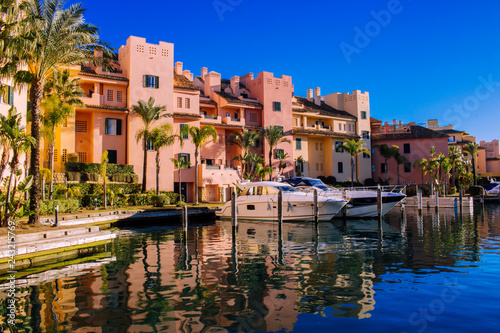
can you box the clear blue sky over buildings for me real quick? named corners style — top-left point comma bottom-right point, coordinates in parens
top-left (82, 0), bottom-right (500, 142)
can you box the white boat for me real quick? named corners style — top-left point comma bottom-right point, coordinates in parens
top-left (216, 181), bottom-right (347, 221)
top-left (283, 177), bottom-right (406, 218)
top-left (485, 181), bottom-right (500, 196)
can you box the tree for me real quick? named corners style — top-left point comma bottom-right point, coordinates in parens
top-left (228, 129), bottom-right (260, 175)
top-left (463, 142), bottom-right (480, 186)
top-left (0, 107), bottom-right (35, 226)
top-left (39, 167), bottom-right (52, 201)
top-left (171, 157), bottom-right (191, 205)
top-left (376, 144), bottom-right (399, 182)
top-left (100, 151), bottom-right (108, 209)
top-left (448, 145), bottom-right (462, 188)
top-left (181, 125), bottom-right (217, 204)
top-left (413, 158), bottom-right (428, 186)
top-left (340, 139), bottom-right (370, 187)
top-left (1, 0), bottom-right (112, 224)
top-left (149, 123), bottom-right (179, 195)
top-left (260, 126), bottom-right (291, 180)
top-left (41, 69), bottom-right (83, 199)
top-left (276, 150), bottom-right (290, 176)
top-left (131, 97), bottom-right (167, 192)
top-left (295, 155), bottom-right (306, 177)
top-left (394, 152), bottom-right (407, 185)
top-left (442, 157), bottom-right (452, 196)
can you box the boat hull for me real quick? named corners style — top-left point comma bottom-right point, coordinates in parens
top-left (343, 192), bottom-right (405, 218)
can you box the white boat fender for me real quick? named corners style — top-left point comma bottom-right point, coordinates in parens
top-left (288, 202), bottom-right (292, 211)
top-left (267, 202), bottom-right (272, 210)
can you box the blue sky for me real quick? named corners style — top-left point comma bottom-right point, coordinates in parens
top-left (81, 0), bottom-right (500, 142)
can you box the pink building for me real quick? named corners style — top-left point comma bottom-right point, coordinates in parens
top-left (371, 119), bottom-right (449, 185)
top-left (479, 139), bottom-right (500, 177)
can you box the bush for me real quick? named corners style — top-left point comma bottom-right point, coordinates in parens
top-left (161, 191), bottom-right (182, 204)
top-left (325, 176), bottom-right (337, 185)
top-left (468, 185), bottom-right (484, 196)
top-left (66, 172), bottom-right (81, 182)
top-left (40, 199), bottom-right (80, 215)
top-left (364, 178), bottom-right (377, 186)
top-left (128, 193), bottom-right (151, 206)
top-left (68, 153), bottom-right (79, 162)
top-left (82, 172), bottom-right (100, 182)
top-left (65, 162), bottom-right (135, 174)
top-left (151, 195), bottom-right (169, 207)
top-left (448, 186), bottom-right (457, 195)
top-left (317, 175), bottom-right (327, 183)
top-left (477, 178), bottom-right (491, 188)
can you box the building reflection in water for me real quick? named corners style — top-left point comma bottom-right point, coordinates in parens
top-left (1, 204), bottom-right (499, 332)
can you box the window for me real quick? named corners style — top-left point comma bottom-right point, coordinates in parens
top-left (249, 112), bottom-right (256, 122)
top-left (338, 124), bottom-right (341, 131)
top-left (180, 124), bottom-right (188, 139)
top-left (361, 111), bottom-right (367, 119)
top-left (403, 143), bottom-right (411, 154)
top-left (107, 90), bottom-right (113, 101)
top-left (348, 124), bottom-right (351, 131)
top-left (185, 98), bottom-right (190, 109)
top-left (178, 153), bottom-right (190, 166)
top-left (363, 152), bottom-right (370, 158)
top-left (319, 142), bottom-right (323, 151)
top-left (107, 150), bottom-right (117, 164)
top-left (274, 148), bottom-right (284, 159)
top-left (0, 84), bottom-right (14, 105)
top-left (381, 163), bottom-right (387, 173)
top-left (62, 149), bottom-right (67, 163)
top-left (362, 131), bottom-right (370, 139)
top-left (105, 118), bottom-right (122, 135)
top-left (218, 134), bottom-right (224, 144)
top-left (75, 120), bottom-right (87, 132)
top-left (343, 124), bottom-right (346, 131)
top-left (117, 91), bottom-right (123, 103)
top-left (296, 138), bottom-right (302, 150)
top-left (335, 141), bottom-right (344, 153)
top-left (315, 142), bottom-right (319, 151)
top-left (338, 162), bottom-right (343, 173)
top-left (143, 75), bottom-right (159, 88)
top-left (146, 140), bottom-right (155, 151)
top-left (53, 149), bottom-right (58, 162)
top-left (273, 101), bottom-right (281, 111)
top-left (448, 136), bottom-right (456, 143)
top-left (177, 97), bottom-right (182, 108)
top-left (233, 112), bottom-right (239, 120)
top-left (78, 152), bottom-right (87, 163)
top-left (404, 161), bottom-right (411, 173)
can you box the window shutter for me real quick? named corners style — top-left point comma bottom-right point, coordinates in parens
top-left (105, 118), bottom-right (109, 135)
top-left (117, 119), bottom-right (122, 135)
top-left (155, 76), bottom-right (159, 89)
top-left (8, 86), bottom-right (13, 105)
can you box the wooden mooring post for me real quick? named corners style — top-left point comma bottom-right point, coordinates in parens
top-left (231, 187), bottom-right (238, 229)
top-left (417, 188), bottom-right (423, 215)
top-left (377, 185), bottom-right (382, 221)
top-left (313, 189), bottom-right (319, 223)
top-left (182, 205), bottom-right (188, 234)
top-left (435, 191), bottom-right (439, 212)
top-left (278, 190), bottom-right (283, 224)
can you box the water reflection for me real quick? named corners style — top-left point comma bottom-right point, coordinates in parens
top-left (2, 204), bottom-right (500, 332)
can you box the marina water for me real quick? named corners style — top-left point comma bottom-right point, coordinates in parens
top-left (2, 204), bottom-right (500, 332)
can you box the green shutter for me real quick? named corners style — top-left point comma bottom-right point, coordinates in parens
top-left (117, 119), bottom-right (122, 135)
top-left (155, 76), bottom-right (159, 89)
top-left (8, 86), bottom-right (14, 105)
top-left (144, 75), bottom-right (149, 87)
top-left (105, 118), bottom-right (109, 135)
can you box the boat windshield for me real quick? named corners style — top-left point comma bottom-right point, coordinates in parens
top-left (308, 179), bottom-right (325, 186)
top-left (241, 185), bottom-right (296, 196)
top-left (485, 183), bottom-right (500, 191)
top-left (273, 185), bottom-right (297, 192)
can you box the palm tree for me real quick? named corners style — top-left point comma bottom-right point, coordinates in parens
top-left (340, 139), bottom-right (370, 187)
top-left (39, 167), bottom-right (52, 201)
top-left (131, 97), bottom-right (167, 192)
top-left (42, 69), bottom-right (83, 199)
top-left (181, 125), bottom-right (217, 204)
top-left (448, 145), bottom-right (462, 188)
top-left (228, 129), bottom-right (260, 174)
top-left (171, 157), bottom-right (191, 205)
top-left (393, 152), bottom-right (407, 185)
top-left (260, 125), bottom-right (291, 180)
top-left (276, 151), bottom-right (290, 176)
top-left (463, 142), bottom-right (480, 185)
top-left (100, 151), bottom-right (108, 209)
top-left (1, 0), bottom-right (111, 224)
top-left (295, 155), bottom-right (306, 176)
top-left (442, 158), bottom-right (452, 196)
top-left (376, 144), bottom-right (399, 182)
top-left (149, 123), bottom-right (179, 195)
top-left (0, 107), bottom-right (35, 226)
top-left (413, 158), bottom-right (428, 186)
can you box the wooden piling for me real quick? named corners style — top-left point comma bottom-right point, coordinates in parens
top-left (418, 188), bottom-right (423, 215)
top-left (435, 191), bottom-right (439, 212)
top-left (278, 190), bottom-right (283, 224)
top-left (377, 186), bottom-right (382, 220)
top-left (313, 189), bottom-right (319, 222)
top-left (231, 187), bottom-right (237, 228)
top-left (182, 205), bottom-right (188, 233)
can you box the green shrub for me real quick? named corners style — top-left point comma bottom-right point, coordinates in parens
top-left (325, 176), bottom-right (337, 185)
top-left (468, 185), bottom-right (484, 196)
top-left (448, 186), bottom-right (457, 195)
top-left (160, 191), bottom-right (182, 204)
top-left (65, 162), bottom-right (135, 174)
top-left (151, 194), bottom-right (169, 207)
top-left (40, 199), bottom-right (80, 215)
top-left (364, 178), bottom-right (377, 186)
top-left (66, 172), bottom-right (81, 182)
top-left (317, 175), bottom-right (327, 183)
top-left (128, 193), bottom-right (151, 206)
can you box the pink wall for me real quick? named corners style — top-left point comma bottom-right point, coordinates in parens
top-left (371, 137), bottom-right (449, 185)
top-left (93, 111), bottom-right (127, 164)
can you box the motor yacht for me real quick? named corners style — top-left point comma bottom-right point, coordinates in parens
top-left (216, 181), bottom-right (347, 221)
top-left (283, 177), bottom-right (406, 218)
top-left (485, 181), bottom-right (500, 196)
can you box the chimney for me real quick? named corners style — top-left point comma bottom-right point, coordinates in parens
top-left (182, 70), bottom-right (193, 81)
top-left (230, 76), bottom-right (240, 96)
top-left (175, 62), bottom-right (183, 75)
top-left (201, 67), bottom-right (208, 79)
top-left (392, 119), bottom-right (397, 125)
top-left (204, 71), bottom-right (221, 98)
top-left (307, 89), bottom-right (314, 102)
top-left (240, 73), bottom-right (254, 86)
top-left (314, 87), bottom-right (321, 106)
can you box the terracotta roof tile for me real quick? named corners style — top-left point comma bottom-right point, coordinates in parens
top-left (78, 71), bottom-right (128, 82)
top-left (293, 96), bottom-right (357, 120)
top-left (173, 112), bottom-right (202, 119)
top-left (372, 125), bottom-right (449, 140)
top-left (200, 99), bottom-right (217, 106)
top-left (83, 104), bottom-right (129, 112)
top-left (215, 91), bottom-right (263, 107)
top-left (292, 128), bottom-right (360, 139)
top-left (174, 73), bottom-right (200, 91)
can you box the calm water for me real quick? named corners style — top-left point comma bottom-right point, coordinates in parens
top-left (2, 204), bottom-right (500, 332)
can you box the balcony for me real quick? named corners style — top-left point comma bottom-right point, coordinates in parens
top-left (199, 164), bottom-right (241, 186)
top-left (80, 93), bottom-right (127, 110)
top-left (200, 113), bottom-right (221, 124)
top-left (222, 116), bottom-right (245, 126)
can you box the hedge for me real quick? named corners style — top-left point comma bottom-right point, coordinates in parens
top-left (468, 185), bottom-right (484, 196)
top-left (40, 199), bottom-right (80, 215)
top-left (68, 183), bottom-right (141, 196)
top-left (128, 192), bottom-right (183, 207)
top-left (65, 162), bottom-right (135, 175)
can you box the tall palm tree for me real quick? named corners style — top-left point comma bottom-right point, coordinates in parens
top-left (149, 123), bottom-right (179, 195)
top-left (376, 144), bottom-right (399, 182)
top-left (42, 69), bottom-right (83, 199)
top-left (0, 107), bottom-right (35, 226)
top-left (413, 158), bottom-right (428, 186)
top-left (448, 145), bottom-right (462, 188)
top-left (100, 150), bottom-right (108, 209)
top-left (228, 129), bottom-right (260, 174)
top-left (442, 157), bottom-right (452, 196)
top-left (181, 125), bottom-right (217, 204)
top-left (1, 0), bottom-right (111, 224)
top-left (340, 139), bottom-right (370, 187)
top-left (393, 151), bottom-right (407, 185)
top-left (260, 125), bottom-right (291, 180)
top-left (131, 97), bottom-right (167, 192)
top-left (171, 157), bottom-right (191, 205)
top-left (463, 142), bottom-right (480, 185)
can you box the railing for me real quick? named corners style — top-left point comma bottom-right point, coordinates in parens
top-left (204, 114), bottom-right (218, 119)
top-left (206, 165), bottom-right (220, 170)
